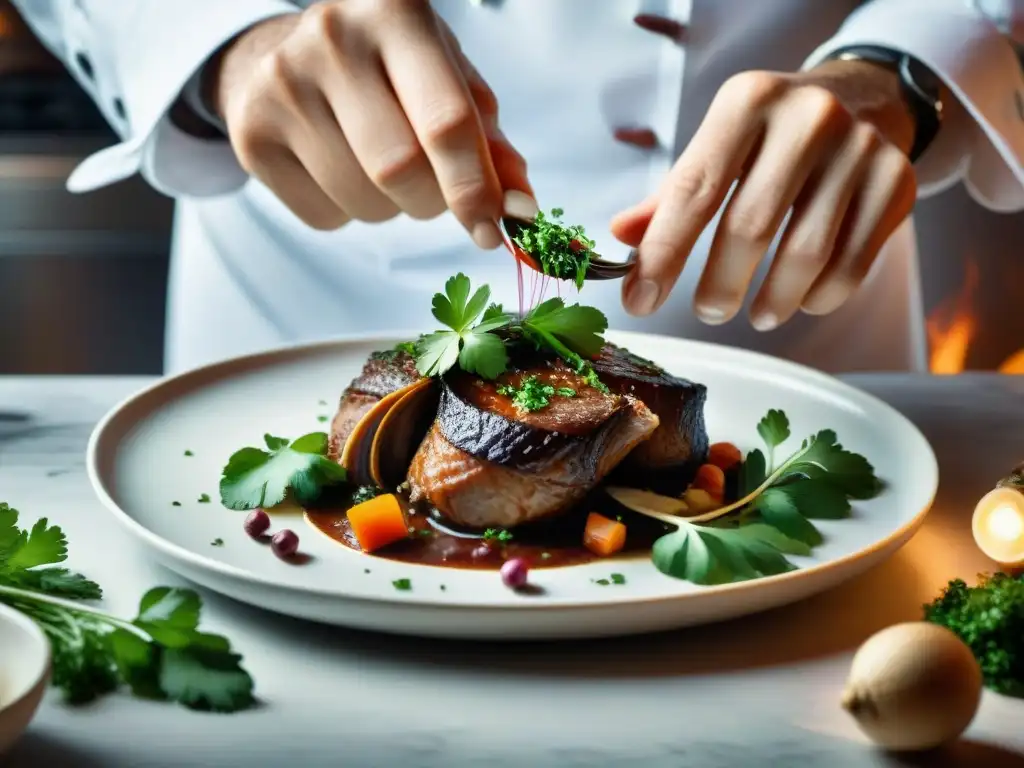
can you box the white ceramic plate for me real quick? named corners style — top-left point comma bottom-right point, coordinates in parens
top-left (0, 603), bottom-right (50, 755)
top-left (87, 331), bottom-right (938, 640)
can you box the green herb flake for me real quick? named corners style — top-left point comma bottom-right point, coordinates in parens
top-left (184, 450), bottom-right (194, 457)
top-left (210, 538), bottom-right (224, 547)
top-left (512, 208), bottom-right (595, 289)
top-left (171, 501), bottom-right (181, 507)
top-left (316, 415), bottom-right (328, 423)
top-left (610, 573), bottom-right (626, 585)
top-left (0, 504), bottom-right (255, 710)
top-left (440, 585), bottom-right (447, 591)
top-left (218, 432), bottom-right (348, 511)
top-left (483, 528), bottom-right (514, 542)
top-left (363, 568), bottom-right (371, 574)
top-left (351, 485), bottom-right (381, 505)
top-left (392, 578), bottom-right (412, 591)
top-left (594, 578), bottom-right (611, 586)
top-left (197, 494), bottom-right (210, 504)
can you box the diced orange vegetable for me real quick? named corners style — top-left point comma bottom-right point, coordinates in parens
top-left (691, 463), bottom-right (725, 502)
top-left (707, 442), bottom-right (742, 471)
top-left (583, 512), bottom-right (627, 557)
top-left (347, 493), bottom-right (409, 553)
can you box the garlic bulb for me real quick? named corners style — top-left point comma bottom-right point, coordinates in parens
top-left (841, 622), bottom-right (982, 751)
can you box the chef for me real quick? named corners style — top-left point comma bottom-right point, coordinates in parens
top-left (12, 0), bottom-right (1024, 374)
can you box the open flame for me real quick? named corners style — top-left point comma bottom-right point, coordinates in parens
top-left (927, 259), bottom-right (1024, 374)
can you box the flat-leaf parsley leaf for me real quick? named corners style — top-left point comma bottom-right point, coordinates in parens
top-left (219, 432), bottom-right (347, 510)
top-left (0, 505), bottom-right (255, 710)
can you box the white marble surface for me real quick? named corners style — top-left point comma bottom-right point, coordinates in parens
top-left (0, 374), bottom-right (1023, 768)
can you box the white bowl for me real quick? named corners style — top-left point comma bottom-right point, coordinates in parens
top-left (0, 603), bottom-right (50, 755)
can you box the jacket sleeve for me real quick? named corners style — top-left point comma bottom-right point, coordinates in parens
top-left (9, 0), bottom-right (299, 198)
top-left (804, 0), bottom-right (1024, 213)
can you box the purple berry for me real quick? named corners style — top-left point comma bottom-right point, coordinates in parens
top-left (243, 509), bottom-right (271, 538)
top-left (500, 557), bottom-right (529, 589)
top-left (271, 529), bottom-right (299, 559)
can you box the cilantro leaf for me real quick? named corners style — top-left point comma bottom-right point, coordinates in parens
top-left (219, 432), bottom-right (347, 510)
top-left (0, 508), bottom-right (256, 712)
top-left (522, 298), bottom-right (608, 358)
top-left (415, 273), bottom-right (512, 379)
top-left (757, 409), bottom-right (790, 448)
top-left (773, 478), bottom-right (852, 519)
top-left (754, 488), bottom-right (823, 546)
top-left (783, 430), bottom-right (882, 499)
top-left (739, 449), bottom-right (767, 496)
top-left (652, 522), bottom-right (809, 585)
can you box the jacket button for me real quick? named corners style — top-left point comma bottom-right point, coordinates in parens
top-left (74, 52), bottom-right (94, 81)
top-left (633, 14), bottom-right (687, 42)
top-left (613, 127), bottom-right (659, 149)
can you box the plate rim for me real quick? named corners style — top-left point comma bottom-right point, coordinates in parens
top-left (86, 330), bottom-right (939, 612)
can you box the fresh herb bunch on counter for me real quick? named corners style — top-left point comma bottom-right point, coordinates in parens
top-left (0, 503), bottom-right (256, 710)
top-left (925, 572), bottom-right (1024, 697)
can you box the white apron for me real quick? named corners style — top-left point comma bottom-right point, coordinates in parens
top-left (163, 0), bottom-right (927, 374)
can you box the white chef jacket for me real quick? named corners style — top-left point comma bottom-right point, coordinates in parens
top-left (12, 0), bottom-right (1024, 374)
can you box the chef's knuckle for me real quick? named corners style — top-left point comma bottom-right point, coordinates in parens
top-left (667, 164), bottom-right (723, 218)
top-left (368, 143), bottom-right (428, 189)
top-left (850, 123), bottom-right (882, 156)
top-left (444, 175), bottom-right (493, 217)
top-left (420, 101), bottom-right (477, 148)
top-left (797, 85), bottom-right (845, 125)
top-left (469, 77), bottom-right (499, 118)
top-left (300, 1), bottom-right (338, 39)
top-left (372, 0), bottom-right (428, 24)
top-left (722, 70), bottom-right (786, 110)
top-left (728, 205), bottom-right (777, 244)
top-left (786, 241), bottom-right (832, 271)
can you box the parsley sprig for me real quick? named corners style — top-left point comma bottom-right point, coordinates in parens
top-left (219, 432), bottom-right (347, 510)
top-left (513, 208), bottom-right (595, 289)
top-left (0, 503), bottom-right (255, 710)
top-left (613, 409), bottom-right (882, 585)
top-left (497, 376), bottom-right (576, 412)
top-left (413, 273), bottom-right (609, 381)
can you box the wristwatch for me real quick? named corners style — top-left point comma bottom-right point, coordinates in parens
top-left (825, 45), bottom-right (943, 163)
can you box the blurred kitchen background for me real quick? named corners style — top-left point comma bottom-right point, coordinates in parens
top-left (0, 1), bottom-right (1019, 376)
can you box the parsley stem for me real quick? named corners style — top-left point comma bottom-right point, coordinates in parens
top-left (631, 441), bottom-right (816, 528)
top-left (0, 584), bottom-right (151, 642)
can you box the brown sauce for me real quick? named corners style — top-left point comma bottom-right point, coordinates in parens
top-left (305, 494), bottom-right (672, 570)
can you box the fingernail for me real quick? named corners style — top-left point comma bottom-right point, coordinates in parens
top-left (752, 311), bottom-right (779, 332)
top-left (695, 302), bottom-right (729, 325)
top-left (802, 282), bottom-right (848, 315)
top-left (472, 220), bottom-right (502, 250)
top-left (503, 190), bottom-right (539, 220)
top-left (626, 278), bottom-right (661, 316)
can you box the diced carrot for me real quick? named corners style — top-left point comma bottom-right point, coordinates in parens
top-left (707, 442), bottom-right (743, 471)
top-left (583, 512), bottom-right (627, 557)
top-left (691, 463), bottom-right (725, 502)
top-left (347, 493), bottom-right (409, 553)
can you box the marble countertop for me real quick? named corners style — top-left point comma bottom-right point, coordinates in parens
top-left (1, 374), bottom-right (1023, 768)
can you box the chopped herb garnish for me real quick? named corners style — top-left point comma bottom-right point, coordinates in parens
top-left (171, 501), bottom-right (181, 507)
top-left (392, 578), bottom-right (412, 591)
top-left (219, 433), bottom-right (347, 510)
top-left (611, 573), bottom-right (626, 585)
top-left (363, 568), bottom-right (371, 574)
top-left (512, 208), bottom-right (595, 289)
top-left (351, 485), bottom-right (382, 505)
top-left (316, 415), bottom-right (328, 423)
top-left (594, 578), bottom-right (611, 586)
top-left (197, 494), bottom-right (210, 504)
top-left (440, 584), bottom-right (447, 591)
top-left (483, 528), bottom-right (514, 542)
top-left (418, 529), bottom-right (432, 537)
top-left (184, 450), bottom-right (194, 457)
top-left (211, 538), bottom-right (224, 547)
top-left (0, 503), bottom-right (255, 710)
top-left (614, 408), bottom-right (882, 586)
top-left (497, 376), bottom-right (574, 412)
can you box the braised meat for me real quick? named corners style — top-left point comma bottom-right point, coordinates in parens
top-left (407, 368), bottom-right (659, 528)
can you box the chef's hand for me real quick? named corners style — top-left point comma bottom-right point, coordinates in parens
top-left (210, 1), bottom-right (529, 247)
top-left (612, 60), bottom-right (920, 330)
